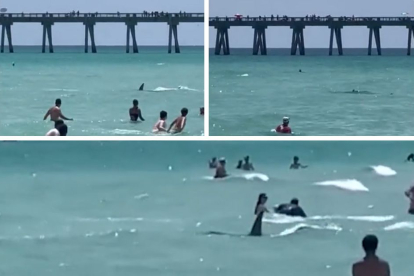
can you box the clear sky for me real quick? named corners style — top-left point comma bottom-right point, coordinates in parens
top-left (209, 0), bottom-right (414, 48)
top-left (1, 0), bottom-right (203, 46)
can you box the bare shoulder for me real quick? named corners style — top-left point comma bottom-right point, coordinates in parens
top-left (378, 258), bottom-right (390, 266)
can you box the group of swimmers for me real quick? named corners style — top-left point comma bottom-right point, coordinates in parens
top-left (211, 156), bottom-right (307, 178)
top-left (128, 99), bottom-right (192, 133)
top-left (43, 98), bottom-right (202, 135)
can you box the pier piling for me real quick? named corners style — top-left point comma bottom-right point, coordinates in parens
top-left (41, 23), bottom-right (54, 53)
top-left (368, 26), bottom-right (381, 55)
top-left (329, 26), bottom-right (343, 55)
top-left (1, 24), bottom-right (13, 53)
top-left (126, 23), bottom-right (138, 53)
top-left (290, 27), bottom-right (305, 55)
top-left (407, 26), bottom-right (414, 55)
top-left (84, 23), bottom-right (97, 53)
top-left (214, 27), bottom-right (230, 55)
top-left (252, 26), bottom-right (267, 55)
top-left (168, 23), bottom-right (180, 54)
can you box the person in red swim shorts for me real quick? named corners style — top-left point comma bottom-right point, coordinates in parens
top-left (276, 117), bottom-right (292, 134)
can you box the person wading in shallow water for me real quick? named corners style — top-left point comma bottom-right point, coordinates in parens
top-left (249, 193), bottom-right (269, 236)
top-left (44, 99), bottom-right (73, 122)
top-left (352, 235), bottom-right (390, 276)
top-left (405, 185), bottom-right (414, 215)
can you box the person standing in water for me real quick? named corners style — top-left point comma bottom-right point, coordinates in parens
top-left (241, 156), bottom-right (254, 171)
top-left (405, 185), bottom-right (414, 214)
top-left (352, 235), bottom-right (390, 276)
top-left (129, 99), bottom-right (145, 122)
top-left (290, 156), bottom-right (308, 169)
top-left (44, 99), bottom-right (73, 122)
top-left (276, 117), bottom-right (292, 134)
top-left (167, 108), bottom-right (188, 133)
top-left (249, 193), bottom-right (269, 236)
top-left (406, 153), bottom-right (414, 162)
top-left (214, 158), bottom-right (227, 178)
top-left (153, 111), bottom-right (168, 132)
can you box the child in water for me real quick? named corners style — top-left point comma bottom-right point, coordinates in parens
top-left (167, 108), bottom-right (188, 133)
top-left (153, 111), bottom-right (168, 132)
top-left (249, 193), bottom-right (269, 236)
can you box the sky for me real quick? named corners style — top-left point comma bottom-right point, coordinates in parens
top-left (0, 0), bottom-right (203, 46)
top-left (209, 0), bottom-right (414, 48)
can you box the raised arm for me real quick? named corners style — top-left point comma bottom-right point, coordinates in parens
top-left (59, 110), bottom-right (72, 121)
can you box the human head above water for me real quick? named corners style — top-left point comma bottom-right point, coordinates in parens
top-left (55, 98), bottom-right (62, 107)
top-left (293, 156), bottom-right (299, 162)
top-left (219, 157), bottom-right (226, 164)
top-left (181, 108), bottom-right (188, 116)
top-left (290, 198), bottom-right (299, 205)
top-left (160, 110), bottom-right (167, 119)
top-left (258, 193), bottom-right (268, 204)
top-left (362, 235), bottom-right (378, 254)
top-left (133, 99), bottom-right (138, 106)
top-left (244, 156), bottom-right (250, 162)
top-left (283, 116), bottom-right (290, 125)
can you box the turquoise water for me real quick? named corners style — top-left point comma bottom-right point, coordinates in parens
top-left (1, 141), bottom-right (413, 276)
top-left (0, 46), bottom-right (204, 136)
top-left (210, 49), bottom-right (414, 136)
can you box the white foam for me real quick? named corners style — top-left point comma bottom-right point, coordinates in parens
top-left (109, 129), bottom-right (143, 135)
top-left (153, 86), bottom-right (198, 92)
top-left (45, 88), bottom-right (79, 92)
top-left (314, 179), bottom-right (369, 192)
top-left (134, 193), bottom-right (149, 200)
top-left (264, 214), bottom-right (305, 224)
top-left (384, 221), bottom-right (414, 231)
top-left (203, 173), bottom-right (269, 182)
top-left (370, 165), bottom-right (397, 176)
top-left (157, 63), bottom-right (165, 65)
top-left (239, 73), bottom-right (249, 77)
top-left (276, 223), bottom-right (342, 237)
top-left (346, 215), bottom-right (394, 222)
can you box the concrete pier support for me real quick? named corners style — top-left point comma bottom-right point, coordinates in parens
top-left (168, 23), bottom-right (180, 53)
top-left (252, 26), bottom-right (267, 55)
top-left (407, 26), bottom-right (414, 56)
top-left (214, 27), bottom-right (230, 55)
top-left (290, 26), bottom-right (305, 55)
top-left (1, 24), bottom-right (14, 53)
top-left (329, 27), bottom-right (343, 56)
top-left (41, 23), bottom-right (54, 53)
top-left (368, 27), bottom-right (381, 56)
top-left (84, 23), bottom-right (97, 53)
top-left (126, 23), bottom-right (138, 53)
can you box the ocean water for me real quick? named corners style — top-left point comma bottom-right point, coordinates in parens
top-left (1, 140), bottom-right (413, 276)
top-left (0, 46), bottom-right (204, 136)
top-left (210, 48), bottom-right (414, 136)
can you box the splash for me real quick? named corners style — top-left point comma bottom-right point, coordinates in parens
top-left (275, 223), bottom-right (342, 237)
top-left (370, 165), bottom-right (397, 176)
top-left (314, 179), bottom-right (369, 192)
top-left (203, 173), bottom-right (269, 182)
top-left (384, 221), bottom-right (414, 231)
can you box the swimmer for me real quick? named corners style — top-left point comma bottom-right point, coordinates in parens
top-left (57, 123), bottom-right (68, 136)
top-left (167, 108), bottom-right (188, 133)
top-left (200, 107), bottom-right (204, 116)
top-left (290, 156), bottom-right (308, 169)
top-left (299, 69), bottom-right (303, 73)
top-left (129, 99), bottom-right (145, 122)
top-left (43, 99), bottom-right (73, 122)
top-left (249, 193), bottom-right (269, 236)
top-left (45, 119), bottom-right (64, 136)
top-left (406, 153), bottom-right (414, 162)
top-left (404, 185), bottom-right (414, 214)
top-left (209, 157), bottom-right (218, 169)
top-left (352, 235), bottom-right (390, 276)
top-left (236, 160), bottom-right (243, 169)
top-left (241, 156), bottom-right (254, 171)
top-left (273, 198), bottom-right (307, 217)
top-left (214, 157), bottom-right (228, 178)
top-left (276, 117), bottom-right (292, 134)
top-left (153, 110), bottom-right (168, 132)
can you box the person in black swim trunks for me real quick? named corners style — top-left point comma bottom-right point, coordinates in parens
top-left (250, 193), bottom-right (269, 236)
top-left (129, 99), bottom-right (145, 122)
top-left (274, 198), bottom-right (307, 217)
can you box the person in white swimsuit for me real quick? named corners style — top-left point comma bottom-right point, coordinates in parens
top-left (153, 111), bottom-right (168, 132)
